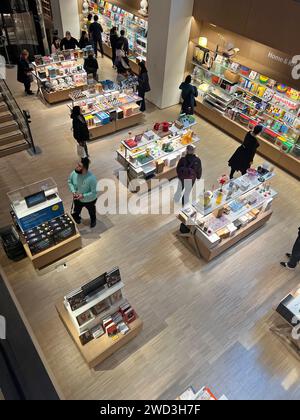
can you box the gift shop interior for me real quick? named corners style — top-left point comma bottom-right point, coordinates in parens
top-left (0, 0), bottom-right (300, 402)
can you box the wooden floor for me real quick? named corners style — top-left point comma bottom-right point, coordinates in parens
top-left (1, 58), bottom-right (300, 400)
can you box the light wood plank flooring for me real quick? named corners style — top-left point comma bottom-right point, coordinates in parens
top-left (1, 58), bottom-right (300, 400)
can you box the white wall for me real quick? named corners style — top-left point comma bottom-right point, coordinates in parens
top-left (147, 0), bottom-right (194, 109)
top-left (52, 0), bottom-right (81, 40)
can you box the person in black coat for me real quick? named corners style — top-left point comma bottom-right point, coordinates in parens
top-left (84, 51), bottom-right (99, 80)
top-left (179, 75), bottom-right (198, 115)
top-left (79, 31), bottom-right (90, 49)
top-left (89, 15), bottom-right (104, 58)
top-left (137, 61), bottom-right (150, 112)
top-left (116, 30), bottom-right (129, 56)
top-left (110, 27), bottom-right (119, 68)
top-left (17, 49), bottom-right (33, 95)
top-left (71, 106), bottom-right (90, 158)
top-left (228, 125), bottom-right (264, 178)
top-left (176, 145), bottom-right (202, 205)
top-left (281, 228), bottom-right (300, 269)
top-left (60, 32), bottom-right (80, 50)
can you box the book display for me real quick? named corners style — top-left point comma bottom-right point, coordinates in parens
top-left (56, 267), bottom-right (143, 368)
top-left (7, 179), bottom-right (81, 269)
top-left (191, 44), bottom-right (300, 179)
top-left (117, 116), bottom-right (199, 187)
top-left (81, 0), bottom-right (148, 73)
top-left (178, 166), bottom-right (277, 261)
top-left (69, 80), bottom-right (143, 139)
top-left (33, 50), bottom-right (88, 104)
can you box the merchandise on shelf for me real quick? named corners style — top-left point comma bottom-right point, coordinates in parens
top-left (180, 166), bottom-right (277, 249)
top-left (70, 81), bottom-right (141, 129)
top-left (82, 0), bottom-right (148, 61)
top-left (33, 50), bottom-right (88, 93)
top-left (117, 121), bottom-right (200, 180)
top-left (192, 46), bottom-right (300, 161)
top-left (64, 267), bottom-right (138, 344)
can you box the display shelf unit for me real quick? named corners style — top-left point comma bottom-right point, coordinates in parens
top-left (32, 50), bottom-right (87, 104)
top-left (116, 120), bottom-right (200, 188)
top-left (178, 169), bottom-right (277, 261)
top-left (81, 0), bottom-right (148, 72)
top-left (69, 86), bottom-right (144, 140)
top-left (191, 46), bottom-right (300, 178)
top-left (23, 230), bottom-right (82, 270)
top-left (57, 268), bottom-right (143, 368)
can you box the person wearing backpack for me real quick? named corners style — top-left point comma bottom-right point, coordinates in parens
top-left (176, 145), bottom-right (202, 205)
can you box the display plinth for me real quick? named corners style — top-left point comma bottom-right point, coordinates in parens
top-left (195, 100), bottom-right (300, 180)
top-left (89, 122), bottom-right (116, 140)
top-left (56, 302), bottom-right (143, 369)
top-left (115, 112), bottom-right (144, 131)
top-left (24, 233), bottom-right (82, 270)
top-left (43, 86), bottom-right (88, 104)
top-left (178, 210), bottom-right (273, 261)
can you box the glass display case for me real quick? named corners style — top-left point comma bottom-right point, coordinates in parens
top-left (82, 0), bottom-right (148, 62)
top-left (191, 45), bottom-right (300, 162)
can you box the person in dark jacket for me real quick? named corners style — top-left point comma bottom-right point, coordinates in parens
top-left (176, 145), bottom-right (202, 205)
top-left (179, 75), bottom-right (198, 115)
top-left (17, 49), bottom-right (33, 95)
top-left (281, 228), bottom-right (300, 270)
top-left (84, 51), bottom-right (99, 80)
top-left (110, 27), bottom-right (119, 68)
top-left (79, 31), bottom-right (90, 49)
top-left (89, 15), bottom-right (104, 58)
top-left (116, 30), bottom-right (129, 56)
top-left (60, 32), bottom-right (80, 50)
top-left (71, 106), bottom-right (90, 158)
top-left (137, 61), bottom-right (150, 112)
top-left (228, 125), bottom-right (263, 178)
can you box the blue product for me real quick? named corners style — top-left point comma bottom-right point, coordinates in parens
top-left (96, 112), bottom-right (110, 125)
top-left (18, 201), bottom-right (65, 232)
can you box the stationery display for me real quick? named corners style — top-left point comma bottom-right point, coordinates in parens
top-left (177, 386), bottom-right (227, 401)
top-left (179, 166), bottom-right (277, 258)
top-left (33, 50), bottom-right (88, 103)
top-left (117, 121), bottom-right (200, 180)
top-left (63, 267), bottom-right (139, 343)
top-left (69, 83), bottom-right (142, 130)
top-left (82, 0), bottom-right (148, 62)
top-left (192, 45), bottom-right (300, 161)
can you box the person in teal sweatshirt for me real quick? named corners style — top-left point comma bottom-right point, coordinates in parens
top-left (68, 158), bottom-right (98, 228)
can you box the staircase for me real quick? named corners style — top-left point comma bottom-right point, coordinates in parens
top-left (0, 86), bottom-right (35, 158)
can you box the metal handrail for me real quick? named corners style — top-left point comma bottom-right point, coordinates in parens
top-left (0, 79), bottom-right (36, 154)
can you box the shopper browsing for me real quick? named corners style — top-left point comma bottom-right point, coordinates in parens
top-left (60, 32), bottom-right (80, 50)
top-left (89, 15), bottom-right (104, 58)
top-left (79, 31), bottom-right (90, 49)
top-left (228, 125), bottom-right (263, 178)
top-left (84, 50), bottom-right (99, 80)
top-left (115, 48), bottom-right (131, 74)
top-left (110, 27), bottom-right (119, 68)
top-left (116, 30), bottom-right (129, 56)
top-left (281, 227), bottom-right (300, 270)
top-left (71, 106), bottom-right (90, 159)
top-left (137, 61), bottom-right (151, 112)
top-left (17, 49), bottom-right (34, 95)
top-left (87, 13), bottom-right (93, 29)
top-left (175, 145), bottom-right (202, 205)
top-left (179, 75), bottom-right (198, 115)
top-left (51, 37), bottom-right (61, 54)
top-left (68, 158), bottom-right (98, 229)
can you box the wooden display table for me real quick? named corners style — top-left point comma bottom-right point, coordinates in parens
top-left (56, 302), bottom-right (143, 369)
top-left (195, 100), bottom-right (300, 180)
top-left (43, 85), bottom-right (88, 104)
top-left (24, 233), bottom-right (82, 270)
top-left (178, 210), bottom-right (273, 262)
top-left (88, 113), bottom-right (144, 141)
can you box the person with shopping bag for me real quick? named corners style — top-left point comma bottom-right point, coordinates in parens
top-left (71, 106), bottom-right (90, 159)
